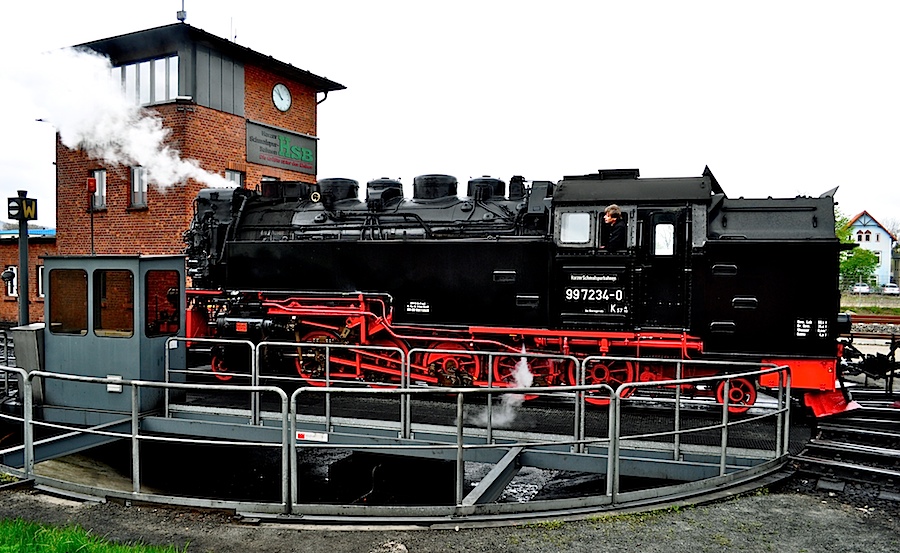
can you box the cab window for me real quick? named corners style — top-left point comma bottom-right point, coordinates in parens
top-left (49, 269), bottom-right (88, 335)
top-left (146, 270), bottom-right (181, 337)
top-left (654, 222), bottom-right (675, 256)
top-left (94, 270), bottom-right (134, 338)
top-left (559, 212), bottom-right (592, 244)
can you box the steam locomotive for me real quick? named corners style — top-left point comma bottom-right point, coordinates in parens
top-left (183, 167), bottom-right (854, 416)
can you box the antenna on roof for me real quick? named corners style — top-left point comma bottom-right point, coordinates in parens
top-left (177, 0), bottom-right (187, 22)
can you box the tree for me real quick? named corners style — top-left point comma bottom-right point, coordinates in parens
top-left (835, 208), bottom-right (879, 289)
top-left (834, 208), bottom-right (853, 244)
top-left (840, 248), bottom-right (878, 289)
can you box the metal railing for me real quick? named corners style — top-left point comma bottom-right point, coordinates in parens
top-left (0, 343), bottom-right (792, 519)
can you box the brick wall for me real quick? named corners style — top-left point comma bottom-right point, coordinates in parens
top-left (0, 238), bottom-right (58, 325)
top-left (56, 61), bottom-right (319, 258)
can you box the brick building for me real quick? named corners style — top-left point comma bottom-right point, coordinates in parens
top-left (57, 23), bottom-right (345, 256)
top-left (0, 229), bottom-right (58, 325)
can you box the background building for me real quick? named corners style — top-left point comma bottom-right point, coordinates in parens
top-left (0, 22), bottom-right (344, 326)
top-left (56, 23), bottom-right (344, 256)
top-left (847, 211), bottom-right (897, 286)
top-left (0, 229), bottom-right (57, 325)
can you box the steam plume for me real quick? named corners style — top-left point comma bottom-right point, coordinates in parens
top-left (470, 351), bottom-right (534, 428)
top-left (12, 47), bottom-right (228, 190)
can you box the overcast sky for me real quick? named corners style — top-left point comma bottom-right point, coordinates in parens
top-left (1, 1), bottom-right (898, 230)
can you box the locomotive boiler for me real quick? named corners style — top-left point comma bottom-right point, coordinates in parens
top-left (183, 167), bottom-right (853, 416)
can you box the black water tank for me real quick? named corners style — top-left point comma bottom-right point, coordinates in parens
top-left (366, 178), bottom-right (403, 201)
top-left (467, 177), bottom-right (506, 200)
top-left (413, 174), bottom-right (457, 200)
top-left (317, 178), bottom-right (359, 201)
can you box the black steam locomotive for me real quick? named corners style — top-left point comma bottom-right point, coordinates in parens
top-left (183, 167), bottom-right (853, 415)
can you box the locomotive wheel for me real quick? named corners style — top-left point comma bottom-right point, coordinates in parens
top-left (356, 336), bottom-right (408, 386)
top-left (493, 355), bottom-right (570, 398)
top-left (570, 359), bottom-right (636, 406)
top-left (210, 350), bottom-right (232, 382)
top-left (295, 330), bottom-right (348, 386)
top-left (715, 377), bottom-right (757, 414)
top-left (422, 342), bottom-right (482, 387)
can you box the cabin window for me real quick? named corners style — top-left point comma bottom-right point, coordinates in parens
top-left (94, 270), bottom-right (134, 338)
top-left (49, 269), bottom-right (88, 335)
top-left (654, 223), bottom-right (675, 256)
top-left (146, 270), bottom-right (181, 337)
top-left (560, 212), bottom-right (592, 244)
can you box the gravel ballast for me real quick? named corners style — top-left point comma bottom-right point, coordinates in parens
top-left (1, 477), bottom-right (898, 553)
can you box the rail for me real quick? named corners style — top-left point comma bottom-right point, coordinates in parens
top-left (0, 345), bottom-right (793, 521)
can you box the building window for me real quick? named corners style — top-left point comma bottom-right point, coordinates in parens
top-left (865, 230), bottom-right (871, 242)
top-left (876, 234), bottom-right (880, 242)
top-left (111, 55), bottom-right (179, 106)
top-left (131, 166), bottom-right (148, 207)
top-left (857, 231), bottom-right (863, 242)
top-left (4, 266), bottom-right (16, 297)
top-left (91, 169), bottom-right (107, 209)
top-left (36, 265), bottom-right (44, 298)
top-left (225, 170), bottom-right (244, 187)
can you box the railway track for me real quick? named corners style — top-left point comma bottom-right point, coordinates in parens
top-left (792, 390), bottom-right (900, 496)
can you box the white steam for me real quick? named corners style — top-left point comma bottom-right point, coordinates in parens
top-left (13, 47), bottom-right (228, 190)
top-left (470, 352), bottom-right (534, 428)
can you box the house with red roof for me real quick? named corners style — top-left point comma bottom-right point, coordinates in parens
top-left (847, 211), bottom-right (897, 286)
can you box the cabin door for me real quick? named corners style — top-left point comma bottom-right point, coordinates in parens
top-left (634, 207), bottom-right (690, 330)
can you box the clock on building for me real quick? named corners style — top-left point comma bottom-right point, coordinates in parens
top-left (272, 83), bottom-right (291, 112)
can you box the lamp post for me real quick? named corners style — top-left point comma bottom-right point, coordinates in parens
top-left (6, 191), bottom-right (37, 326)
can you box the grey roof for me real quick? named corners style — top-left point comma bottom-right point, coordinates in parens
top-left (77, 23), bottom-right (345, 93)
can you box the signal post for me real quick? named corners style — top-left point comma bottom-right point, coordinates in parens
top-left (6, 191), bottom-right (37, 325)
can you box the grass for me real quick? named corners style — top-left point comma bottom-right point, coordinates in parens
top-left (842, 305), bottom-right (900, 316)
top-left (0, 519), bottom-right (187, 553)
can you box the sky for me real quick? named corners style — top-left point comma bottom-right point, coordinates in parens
top-left (0, 0), bottom-right (898, 230)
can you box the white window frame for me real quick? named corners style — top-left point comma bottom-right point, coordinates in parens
top-left (112, 55), bottom-right (179, 106)
top-left (5, 266), bottom-right (17, 297)
top-left (559, 212), bottom-right (593, 245)
top-left (91, 169), bottom-right (107, 209)
top-left (131, 166), bottom-right (148, 207)
top-left (37, 265), bottom-right (44, 298)
top-left (225, 170), bottom-right (244, 188)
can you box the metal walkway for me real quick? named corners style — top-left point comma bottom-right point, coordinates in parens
top-left (0, 349), bottom-right (799, 524)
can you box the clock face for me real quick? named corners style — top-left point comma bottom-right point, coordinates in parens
top-left (272, 83), bottom-right (291, 112)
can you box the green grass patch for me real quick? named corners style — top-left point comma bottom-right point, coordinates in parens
top-left (0, 473), bottom-right (16, 485)
top-left (841, 305), bottom-right (900, 315)
top-left (0, 519), bottom-right (188, 553)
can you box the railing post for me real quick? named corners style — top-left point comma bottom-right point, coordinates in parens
top-left (325, 346), bottom-right (332, 432)
top-left (486, 353), bottom-right (494, 445)
top-left (251, 343), bottom-right (260, 426)
top-left (782, 371), bottom-right (792, 458)
top-left (606, 389), bottom-right (620, 501)
top-left (775, 369), bottom-right (784, 459)
top-left (131, 383), bottom-right (141, 494)
top-left (281, 389), bottom-right (290, 514)
top-left (575, 357), bottom-right (585, 454)
top-left (674, 361), bottom-right (682, 461)
top-left (401, 351), bottom-right (410, 439)
top-left (164, 338), bottom-right (171, 418)
top-left (719, 379), bottom-right (730, 476)
top-left (23, 371), bottom-right (33, 478)
top-left (455, 391), bottom-right (465, 506)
